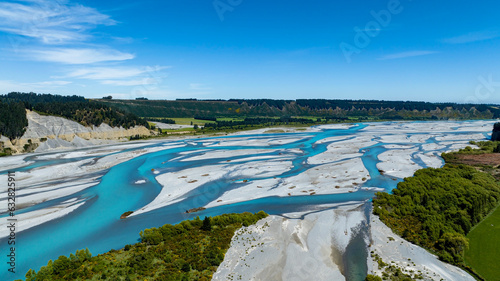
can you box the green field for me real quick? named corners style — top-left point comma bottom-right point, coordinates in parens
top-left (161, 127), bottom-right (195, 133)
top-left (148, 117), bottom-right (216, 126)
top-left (172, 117), bottom-right (216, 125)
top-left (465, 203), bottom-right (500, 280)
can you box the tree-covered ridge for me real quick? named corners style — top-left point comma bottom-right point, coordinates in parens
top-left (0, 100), bottom-right (28, 140)
top-left (24, 211), bottom-right (268, 281)
top-left (373, 165), bottom-right (500, 267)
top-left (33, 101), bottom-right (148, 129)
top-left (0, 92), bottom-right (149, 133)
top-left (234, 98), bottom-right (495, 113)
top-left (99, 98), bottom-right (498, 120)
top-left (2, 92), bottom-right (86, 105)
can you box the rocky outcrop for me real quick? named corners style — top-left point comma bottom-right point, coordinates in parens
top-left (0, 110), bottom-right (151, 154)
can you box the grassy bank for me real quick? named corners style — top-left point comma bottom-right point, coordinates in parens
top-left (464, 203), bottom-right (500, 280)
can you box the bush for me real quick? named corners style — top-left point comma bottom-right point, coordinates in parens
top-left (365, 274), bottom-right (382, 281)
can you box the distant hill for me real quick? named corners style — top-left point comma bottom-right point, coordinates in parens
top-left (98, 98), bottom-right (499, 120)
top-left (0, 92), bottom-right (149, 140)
top-left (3, 93), bottom-right (499, 140)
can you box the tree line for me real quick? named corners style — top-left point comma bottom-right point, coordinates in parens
top-left (203, 116), bottom-right (319, 130)
top-left (99, 98), bottom-right (498, 119)
top-left (2, 92), bottom-right (86, 105)
top-left (147, 117), bottom-right (176, 124)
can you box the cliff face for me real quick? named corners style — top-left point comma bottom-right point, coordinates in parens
top-left (1, 110), bottom-right (151, 154)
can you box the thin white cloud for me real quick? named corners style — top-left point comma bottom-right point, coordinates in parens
top-left (377, 50), bottom-right (437, 60)
top-left (28, 80), bottom-right (73, 86)
top-left (2, 27), bottom-right (89, 44)
top-left (30, 48), bottom-right (134, 64)
top-left (62, 65), bottom-right (169, 90)
top-left (442, 31), bottom-right (500, 44)
top-left (66, 67), bottom-right (146, 80)
top-left (0, 0), bottom-right (115, 44)
top-left (65, 65), bottom-right (169, 80)
top-left (101, 78), bottom-right (158, 86)
top-left (0, 79), bottom-right (72, 93)
top-left (0, 80), bottom-right (28, 93)
top-left (189, 83), bottom-right (212, 91)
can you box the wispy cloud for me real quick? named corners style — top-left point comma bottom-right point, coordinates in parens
top-left (0, 79), bottom-right (72, 93)
top-left (0, 0), bottom-right (169, 96)
top-left (0, 0), bottom-right (115, 44)
top-left (442, 31), bottom-right (500, 44)
top-left (29, 80), bottom-right (73, 86)
top-left (0, 1), bottom-right (135, 66)
top-left (65, 66), bottom-right (169, 80)
top-left (30, 48), bottom-right (134, 64)
top-left (101, 78), bottom-right (159, 86)
top-left (377, 50), bottom-right (437, 60)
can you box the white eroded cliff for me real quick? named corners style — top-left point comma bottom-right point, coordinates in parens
top-left (0, 110), bottom-right (151, 154)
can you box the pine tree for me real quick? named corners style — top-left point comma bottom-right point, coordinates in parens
top-left (202, 216), bottom-right (212, 231)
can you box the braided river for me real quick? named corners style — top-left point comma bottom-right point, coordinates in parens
top-left (0, 120), bottom-right (494, 280)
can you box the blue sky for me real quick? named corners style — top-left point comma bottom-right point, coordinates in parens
top-left (0, 0), bottom-right (500, 103)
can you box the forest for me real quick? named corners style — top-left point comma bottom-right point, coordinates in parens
top-left (0, 100), bottom-right (28, 140)
top-left (23, 211), bottom-right (268, 281)
top-left (0, 92), bottom-right (149, 140)
top-left (33, 101), bottom-right (149, 129)
top-left (98, 98), bottom-right (499, 120)
top-left (1, 92), bottom-right (86, 105)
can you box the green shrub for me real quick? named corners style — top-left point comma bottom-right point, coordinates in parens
top-left (365, 274), bottom-right (382, 281)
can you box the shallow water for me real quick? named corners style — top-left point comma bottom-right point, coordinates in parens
top-left (0, 121), bottom-right (493, 280)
